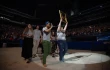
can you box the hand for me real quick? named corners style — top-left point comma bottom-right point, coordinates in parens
top-left (65, 20), bottom-right (68, 24)
top-left (59, 10), bottom-right (61, 14)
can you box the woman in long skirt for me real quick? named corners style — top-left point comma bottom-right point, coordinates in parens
top-left (22, 24), bottom-right (33, 63)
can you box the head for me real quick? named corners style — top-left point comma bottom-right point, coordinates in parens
top-left (28, 24), bottom-right (32, 29)
top-left (45, 21), bottom-right (51, 28)
top-left (52, 31), bottom-right (55, 35)
top-left (23, 24), bottom-right (33, 34)
top-left (36, 25), bottom-right (39, 29)
top-left (62, 16), bottom-right (65, 20)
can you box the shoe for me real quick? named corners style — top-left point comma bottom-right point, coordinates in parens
top-left (52, 55), bottom-right (55, 57)
top-left (60, 60), bottom-right (64, 62)
top-left (41, 60), bottom-right (47, 67)
top-left (35, 54), bottom-right (38, 57)
top-left (60, 58), bottom-right (64, 62)
top-left (32, 54), bottom-right (37, 58)
top-left (43, 64), bottom-right (47, 67)
top-left (62, 57), bottom-right (64, 62)
top-left (24, 58), bottom-right (27, 60)
top-left (27, 58), bottom-right (32, 63)
top-left (27, 60), bottom-right (31, 63)
top-left (55, 54), bottom-right (58, 57)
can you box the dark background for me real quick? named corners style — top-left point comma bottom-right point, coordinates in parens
top-left (0, 0), bottom-right (109, 25)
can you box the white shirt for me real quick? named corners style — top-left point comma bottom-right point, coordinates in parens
top-left (33, 29), bottom-right (41, 40)
top-left (57, 31), bottom-right (66, 40)
top-left (27, 29), bottom-right (33, 36)
top-left (42, 27), bottom-right (51, 41)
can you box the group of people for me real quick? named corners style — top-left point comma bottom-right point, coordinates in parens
top-left (66, 23), bottom-right (110, 36)
top-left (21, 18), bottom-right (68, 67)
top-left (0, 24), bottom-right (23, 42)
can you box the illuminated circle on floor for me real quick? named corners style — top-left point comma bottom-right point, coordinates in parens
top-left (56, 52), bottom-right (110, 64)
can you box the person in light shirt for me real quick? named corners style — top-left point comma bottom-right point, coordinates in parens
top-left (42, 21), bottom-right (53, 67)
top-left (57, 19), bottom-right (68, 62)
top-left (33, 25), bottom-right (42, 58)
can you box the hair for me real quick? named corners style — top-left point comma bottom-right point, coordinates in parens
top-left (23, 24), bottom-right (33, 35)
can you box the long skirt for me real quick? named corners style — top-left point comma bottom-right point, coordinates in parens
top-left (21, 37), bottom-right (33, 59)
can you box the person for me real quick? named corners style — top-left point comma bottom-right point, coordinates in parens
top-left (42, 21), bottom-right (53, 67)
top-left (50, 31), bottom-right (57, 57)
top-left (57, 19), bottom-right (68, 62)
top-left (33, 25), bottom-right (42, 58)
top-left (21, 24), bottom-right (33, 63)
top-left (19, 34), bottom-right (23, 47)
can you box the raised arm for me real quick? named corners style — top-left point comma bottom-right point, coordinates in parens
top-left (57, 19), bottom-right (62, 32)
top-left (44, 23), bottom-right (53, 33)
top-left (63, 16), bottom-right (68, 32)
top-left (44, 28), bottom-right (52, 33)
top-left (59, 10), bottom-right (62, 19)
top-left (63, 22), bottom-right (68, 32)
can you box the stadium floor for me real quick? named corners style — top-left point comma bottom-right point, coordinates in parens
top-left (0, 47), bottom-right (110, 70)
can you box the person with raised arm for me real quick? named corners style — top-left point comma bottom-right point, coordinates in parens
top-left (57, 18), bottom-right (68, 62)
top-left (42, 21), bottom-right (53, 67)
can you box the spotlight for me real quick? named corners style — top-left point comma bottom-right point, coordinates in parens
top-left (56, 52), bottom-right (110, 64)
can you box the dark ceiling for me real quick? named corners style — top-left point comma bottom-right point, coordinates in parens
top-left (0, 0), bottom-right (109, 25)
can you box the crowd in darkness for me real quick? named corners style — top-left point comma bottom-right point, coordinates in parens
top-left (66, 23), bottom-right (110, 37)
top-left (0, 23), bottom-right (110, 43)
top-left (0, 24), bottom-right (24, 43)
